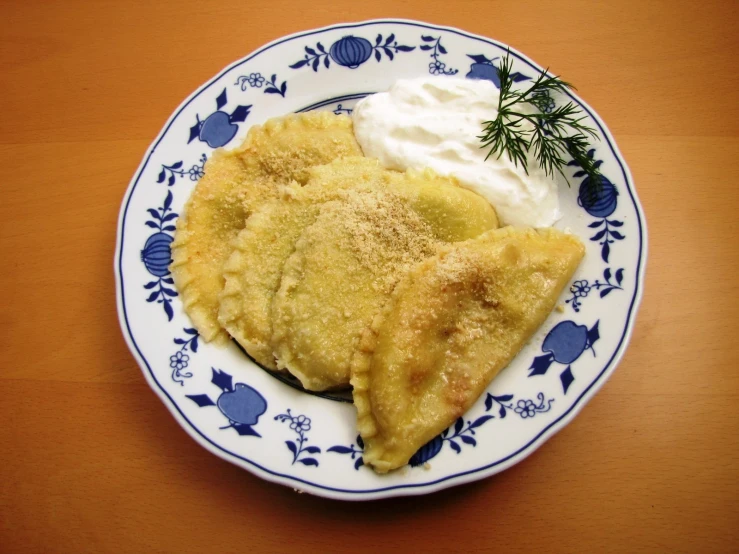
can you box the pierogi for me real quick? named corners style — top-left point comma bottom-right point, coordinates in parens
top-left (170, 112), bottom-right (361, 343)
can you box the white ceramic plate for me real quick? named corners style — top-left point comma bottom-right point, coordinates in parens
top-left (115, 19), bottom-right (647, 501)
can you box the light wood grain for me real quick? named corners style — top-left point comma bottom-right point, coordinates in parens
top-left (1, 1), bottom-right (738, 552)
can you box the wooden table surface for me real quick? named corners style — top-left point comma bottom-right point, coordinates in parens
top-left (2, 1), bottom-right (738, 552)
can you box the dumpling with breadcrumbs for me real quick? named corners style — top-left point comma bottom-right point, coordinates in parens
top-left (271, 169), bottom-right (498, 391)
top-left (351, 227), bottom-right (585, 472)
top-left (170, 112), bottom-right (362, 343)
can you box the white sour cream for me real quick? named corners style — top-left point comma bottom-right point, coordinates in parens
top-left (352, 76), bottom-right (561, 227)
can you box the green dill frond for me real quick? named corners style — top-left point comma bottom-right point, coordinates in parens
top-left (479, 53), bottom-right (602, 188)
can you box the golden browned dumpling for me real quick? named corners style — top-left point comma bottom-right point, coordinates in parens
top-left (170, 112), bottom-right (362, 343)
top-left (218, 157), bottom-right (390, 369)
top-left (351, 227), bottom-right (585, 473)
top-left (271, 172), bottom-right (498, 391)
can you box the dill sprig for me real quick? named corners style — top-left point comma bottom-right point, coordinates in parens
top-left (479, 53), bottom-right (601, 187)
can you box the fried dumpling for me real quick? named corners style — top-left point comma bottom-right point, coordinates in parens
top-left (170, 112), bottom-right (362, 343)
top-left (351, 227), bottom-right (585, 472)
top-left (271, 172), bottom-right (498, 391)
top-left (218, 157), bottom-right (390, 369)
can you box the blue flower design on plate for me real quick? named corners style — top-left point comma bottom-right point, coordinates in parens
top-left (532, 91), bottom-right (556, 113)
top-left (141, 191), bottom-right (178, 321)
top-left (566, 268), bottom-right (625, 312)
top-left (484, 392), bottom-right (554, 419)
top-left (275, 409), bottom-right (321, 467)
top-left (157, 154), bottom-right (207, 186)
top-left (289, 33), bottom-right (415, 72)
top-left (187, 368), bottom-right (267, 437)
top-left (170, 327), bottom-right (199, 385)
top-left (409, 415), bottom-right (495, 466)
top-left (115, 20), bottom-right (647, 500)
top-left (327, 435), bottom-right (366, 470)
top-left (327, 416), bottom-right (495, 470)
top-left (529, 320), bottom-right (601, 393)
top-left (419, 35), bottom-right (458, 75)
top-left (188, 89), bottom-right (252, 148)
top-left (328, 391), bottom-right (553, 470)
top-left (234, 72), bottom-right (287, 97)
top-left (332, 103), bottom-right (353, 116)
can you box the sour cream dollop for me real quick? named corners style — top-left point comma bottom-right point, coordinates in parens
top-left (352, 77), bottom-right (561, 227)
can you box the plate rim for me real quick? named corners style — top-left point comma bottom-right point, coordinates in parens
top-left (114, 18), bottom-right (648, 501)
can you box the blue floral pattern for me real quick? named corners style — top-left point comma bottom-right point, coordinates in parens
top-left (234, 72), bottom-right (287, 97)
top-left (332, 103), bottom-right (353, 116)
top-left (275, 409), bottom-right (321, 467)
top-left (244, 73), bottom-right (265, 88)
top-left (587, 216), bottom-right (625, 263)
top-left (328, 391), bottom-right (553, 470)
top-left (170, 328), bottom-right (199, 385)
top-left (409, 415), bottom-right (495, 466)
top-left (420, 35), bottom-right (458, 75)
top-left (141, 191), bottom-right (178, 321)
top-left (187, 369), bottom-right (267, 437)
top-left (532, 91), bottom-right (556, 113)
top-left (116, 21), bottom-right (645, 499)
top-left (157, 154), bottom-right (207, 186)
top-left (484, 392), bottom-right (554, 419)
top-left (566, 268), bottom-right (625, 312)
top-left (289, 34), bottom-right (415, 72)
top-left (327, 436), bottom-right (365, 470)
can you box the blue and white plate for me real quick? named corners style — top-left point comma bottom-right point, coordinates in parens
top-left (115, 19), bottom-right (647, 501)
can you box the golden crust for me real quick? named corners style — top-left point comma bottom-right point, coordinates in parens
top-left (350, 227), bottom-right (585, 472)
top-left (217, 158), bottom-right (388, 369)
top-left (170, 113), bottom-right (362, 343)
top-left (271, 190), bottom-right (437, 391)
top-left (271, 172), bottom-right (498, 391)
top-left (170, 149), bottom-right (248, 343)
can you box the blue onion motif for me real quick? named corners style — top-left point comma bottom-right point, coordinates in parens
top-left (141, 191), bottom-right (178, 321)
top-left (188, 88), bottom-right (251, 148)
top-left (275, 409), bottom-right (321, 467)
top-left (568, 149), bottom-right (625, 262)
top-left (409, 435), bottom-right (444, 467)
top-left (330, 36), bottom-right (373, 68)
top-left (141, 232), bottom-right (173, 277)
top-left (529, 320), bottom-right (600, 393)
top-left (186, 368), bottom-right (267, 437)
top-left (578, 176), bottom-right (619, 218)
top-left (290, 33), bottom-right (415, 72)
